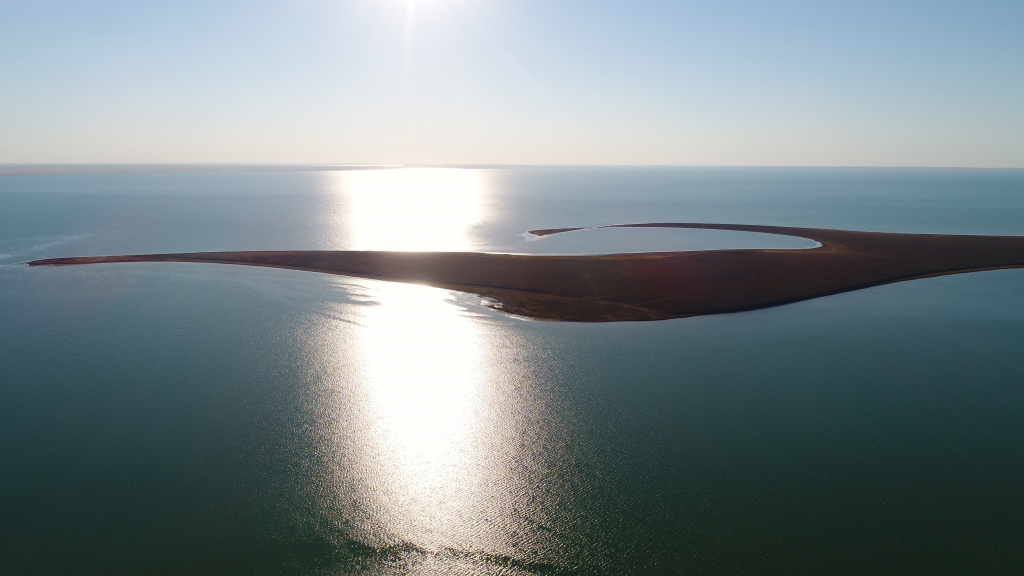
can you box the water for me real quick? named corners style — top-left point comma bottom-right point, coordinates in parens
top-left (2, 167), bottom-right (1023, 575)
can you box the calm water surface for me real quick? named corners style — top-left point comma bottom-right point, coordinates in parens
top-left (2, 167), bottom-right (1024, 574)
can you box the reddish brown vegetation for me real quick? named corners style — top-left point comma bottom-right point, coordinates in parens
top-left (29, 223), bottom-right (1024, 322)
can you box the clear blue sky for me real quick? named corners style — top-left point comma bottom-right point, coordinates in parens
top-left (1, 0), bottom-right (1022, 166)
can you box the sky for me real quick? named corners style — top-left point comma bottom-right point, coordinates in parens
top-left (1, 0), bottom-right (1022, 167)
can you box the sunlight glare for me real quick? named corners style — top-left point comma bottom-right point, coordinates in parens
top-left (341, 168), bottom-right (485, 252)
top-left (353, 280), bottom-right (492, 546)
top-left (315, 166), bottom-right (523, 553)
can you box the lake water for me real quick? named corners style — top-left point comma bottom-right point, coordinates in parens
top-left (2, 167), bottom-right (1023, 575)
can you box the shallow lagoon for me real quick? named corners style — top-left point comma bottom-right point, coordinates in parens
top-left (2, 167), bottom-right (1024, 574)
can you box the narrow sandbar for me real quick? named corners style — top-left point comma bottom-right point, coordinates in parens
top-left (29, 223), bottom-right (1024, 322)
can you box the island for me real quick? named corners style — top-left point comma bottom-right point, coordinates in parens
top-left (28, 223), bottom-right (1024, 322)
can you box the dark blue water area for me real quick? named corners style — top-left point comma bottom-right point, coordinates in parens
top-left (2, 168), bottom-right (1024, 575)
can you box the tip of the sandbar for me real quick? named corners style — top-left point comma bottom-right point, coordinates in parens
top-left (526, 226), bottom-right (593, 237)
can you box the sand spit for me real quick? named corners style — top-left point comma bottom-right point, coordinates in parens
top-left (29, 223), bottom-right (1024, 322)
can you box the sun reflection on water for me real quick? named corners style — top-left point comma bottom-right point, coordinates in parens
top-left (302, 274), bottom-right (567, 571)
top-left (353, 281), bottom-right (491, 546)
top-left (340, 167), bottom-right (485, 252)
top-left (315, 168), bottom-right (544, 558)
top-left (341, 168), bottom-right (492, 545)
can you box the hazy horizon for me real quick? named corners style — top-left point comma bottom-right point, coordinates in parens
top-left (5, 164), bottom-right (1024, 177)
top-left (2, 1), bottom-right (1022, 167)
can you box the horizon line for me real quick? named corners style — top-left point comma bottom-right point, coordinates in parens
top-left (2, 163), bottom-right (1023, 176)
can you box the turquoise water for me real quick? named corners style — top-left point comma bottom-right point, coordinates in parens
top-left (2, 167), bottom-right (1024, 574)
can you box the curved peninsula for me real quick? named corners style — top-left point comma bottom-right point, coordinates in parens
top-left (28, 223), bottom-right (1024, 322)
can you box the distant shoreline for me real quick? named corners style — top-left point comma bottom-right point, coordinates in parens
top-left (0, 164), bottom-right (402, 176)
